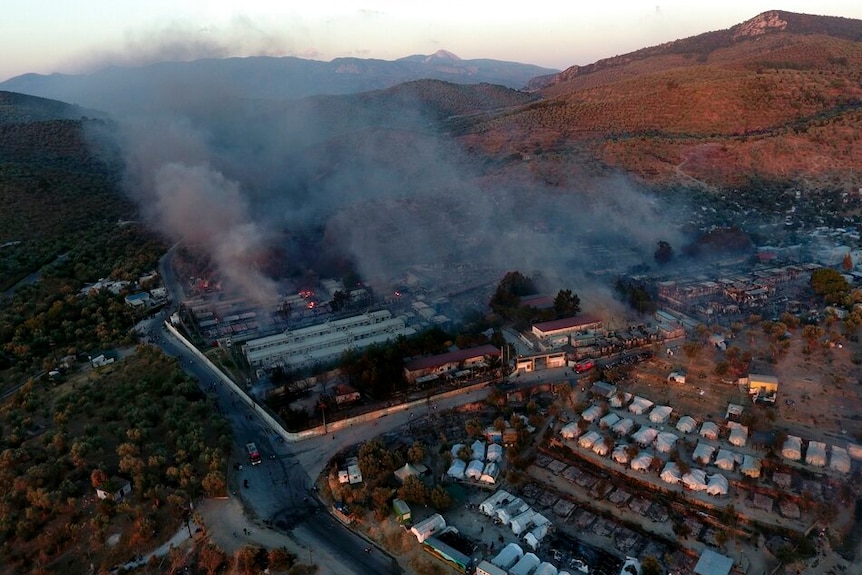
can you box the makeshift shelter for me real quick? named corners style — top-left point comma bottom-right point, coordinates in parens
top-left (599, 412), bottom-right (621, 429)
top-left (510, 509), bottom-right (536, 535)
top-left (592, 438), bottom-right (611, 456)
top-left (480, 490), bottom-right (512, 516)
top-left (481, 462), bottom-right (500, 484)
top-left (830, 446), bottom-right (851, 474)
top-left (394, 463), bottom-right (422, 484)
top-left (612, 417), bottom-right (634, 436)
top-left (491, 543), bottom-right (524, 570)
top-left (466, 460), bottom-right (485, 479)
top-left (654, 431), bottom-right (678, 454)
top-left (487, 443), bottom-right (504, 462)
top-left (509, 552), bottom-right (541, 575)
top-left (610, 391), bottom-right (632, 408)
top-left (628, 396), bottom-right (654, 415)
top-left (496, 498), bottom-right (528, 524)
top-left (447, 459), bottom-right (466, 479)
top-left (741, 455), bottom-right (761, 478)
top-left (649, 405), bottom-right (673, 424)
top-left (411, 513), bottom-right (445, 542)
top-left (706, 474), bottom-right (729, 496)
top-left (631, 452), bottom-right (653, 472)
top-left (806, 441), bottom-right (827, 467)
top-left (676, 415), bottom-right (697, 433)
top-left (633, 426), bottom-right (658, 447)
top-left (524, 523), bottom-right (549, 551)
top-left (782, 435), bottom-right (802, 460)
top-left (700, 421), bottom-right (720, 440)
top-left (714, 449), bottom-right (735, 471)
top-left (660, 462), bottom-right (682, 484)
top-left (581, 404), bottom-right (604, 422)
top-left (693, 443), bottom-right (716, 465)
top-left (682, 469), bottom-right (708, 491)
top-left (612, 445), bottom-right (631, 464)
top-left (560, 422), bottom-right (582, 440)
top-left (533, 562), bottom-right (558, 575)
top-left (578, 430), bottom-right (601, 450)
top-left (472, 440), bottom-right (486, 461)
top-left (727, 422), bottom-right (748, 447)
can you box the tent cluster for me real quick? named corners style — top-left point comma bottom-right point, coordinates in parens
top-left (782, 436), bottom-right (854, 474)
top-left (479, 490), bottom-right (552, 547)
top-left (447, 439), bottom-right (502, 484)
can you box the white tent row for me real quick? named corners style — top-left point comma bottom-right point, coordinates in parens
top-left (497, 498), bottom-right (529, 524)
top-left (481, 462), bottom-right (500, 484)
top-left (593, 438), bottom-right (611, 456)
top-left (613, 444), bottom-right (631, 464)
top-left (578, 430), bottom-right (602, 450)
top-left (655, 431), bottom-right (678, 454)
top-left (741, 454), bottom-right (761, 478)
top-left (682, 469), bottom-right (708, 491)
top-left (631, 452), bottom-right (653, 472)
top-left (524, 523), bottom-right (550, 551)
top-left (466, 459), bottom-right (485, 479)
top-left (706, 473), bottom-right (729, 496)
top-left (660, 462), bottom-right (681, 484)
top-left (511, 509), bottom-right (536, 535)
top-left (715, 448), bottom-right (736, 471)
top-left (411, 513), bottom-right (445, 542)
top-left (479, 490), bottom-right (513, 516)
top-left (693, 443), bottom-right (716, 465)
top-left (633, 426), bottom-right (659, 447)
top-left (649, 405), bottom-right (673, 424)
top-left (600, 412), bottom-right (621, 429)
top-left (491, 543), bottom-right (524, 570)
top-left (830, 446), bottom-right (851, 474)
top-left (806, 441), bottom-right (827, 467)
top-left (727, 422), bottom-right (748, 447)
top-left (447, 459), bottom-right (466, 479)
top-left (560, 422), bottom-right (582, 440)
top-left (629, 396), bottom-right (654, 415)
top-left (610, 391), bottom-right (632, 408)
top-left (700, 421), bottom-right (720, 440)
top-left (782, 435), bottom-right (802, 460)
top-left (612, 417), bottom-right (635, 436)
top-left (472, 440), bottom-right (486, 461)
top-left (676, 415), bottom-right (697, 433)
top-left (582, 404), bottom-right (604, 422)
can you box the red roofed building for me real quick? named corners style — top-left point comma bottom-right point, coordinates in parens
top-left (531, 314), bottom-right (603, 339)
top-left (404, 344), bottom-right (501, 383)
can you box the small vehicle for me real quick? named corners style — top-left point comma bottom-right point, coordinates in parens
top-left (574, 360), bottom-right (595, 373)
top-left (246, 442), bottom-right (262, 466)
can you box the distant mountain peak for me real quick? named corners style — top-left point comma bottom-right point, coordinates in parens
top-left (733, 10), bottom-right (789, 40)
top-left (424, 50), bottom-right (461, 63)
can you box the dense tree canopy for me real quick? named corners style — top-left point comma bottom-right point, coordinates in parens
top-left (810, 267), bottom-right (850, 304)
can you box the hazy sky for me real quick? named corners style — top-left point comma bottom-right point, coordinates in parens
top-left (3, 1), bottom-right (862, 81)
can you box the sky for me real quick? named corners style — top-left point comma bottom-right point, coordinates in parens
top-left (2, 1), bottom-right (862, 81)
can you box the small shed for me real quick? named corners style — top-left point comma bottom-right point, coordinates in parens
top-left (410, 513), bottom-right (445, 543)
top-left (394, 463), bottom-right (422, 484)
top-left (95, 476), bottom-right (132, 501)
top-left (393, 498), bottom-right (412, 524)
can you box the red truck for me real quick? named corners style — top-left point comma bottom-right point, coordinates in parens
top-left (574, 360), bottom-right (595, 373)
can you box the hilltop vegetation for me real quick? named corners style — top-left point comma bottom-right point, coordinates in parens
top-left (457, 12), bottom-right (862, 191)
top-left (0, 347), bottom-right (231, 574)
